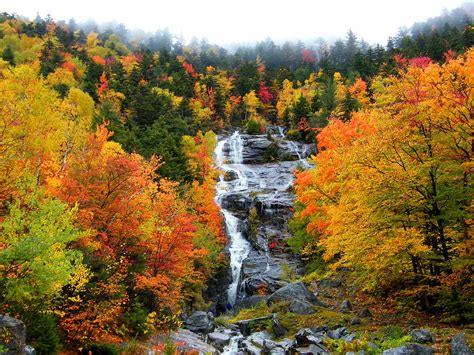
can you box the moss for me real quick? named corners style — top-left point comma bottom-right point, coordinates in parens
top-left (277, 307), bottom-right (353, 335)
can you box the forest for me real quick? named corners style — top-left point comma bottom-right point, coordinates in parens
top-left (0, 3), bottom-right (472, 354)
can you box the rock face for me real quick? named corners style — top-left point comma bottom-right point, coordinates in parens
top-left (451, 333), bottom-right (472, 355)
top-left (267, 281), bottom-right (324, 307)
top-left (183, 311), bottom-right (214, 334)
top-left (0, 315), bottom-right (26, 355)
top-left (214, 130), bottom-right (314, 306)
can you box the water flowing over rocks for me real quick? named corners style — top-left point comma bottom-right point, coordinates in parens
top-left (214, 128), bottom-right (315, 306)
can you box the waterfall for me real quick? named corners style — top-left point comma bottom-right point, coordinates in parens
top-left (214, 132), bottom-right (251, 305)
top-left (214, 128), bottom-right (312, 306)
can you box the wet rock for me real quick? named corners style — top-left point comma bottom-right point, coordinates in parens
top-left (183, 311), bottom-right (214, 334)
top-left (24, 345), bottom-right (36, 354)
top-left (382, 343), bottom-right (435, 354)
top-left (359, 307), bottom-right (372, 318)
top-left (272, 314), bottom-right (287, 337)
top-left (267, 282), bottom-right (325, 307)
top-left (207, 331), bottom-right (231, 351)
top-left (221, 192), bottom-right (253, 212)
top-left (0, 315), bottom-right (26, 354)
top-left (451, 333), bottom-right (472, 354)
top-left (318, 278), bottom-right (342, 288)
top-left (289, 299), bottom-right (316, 315)
top-left (224, 170), bottom-right (239, 181)
top-left (239, 339), bottom-right (261, 355)
top-left (341, 299), bottom-right (353, 312)
top-left (246, 331), bottom-right (272, 348)
top-left (328, 327), bottom-right (348, 340)
top-left (409, 329), bottom-right (434, 344)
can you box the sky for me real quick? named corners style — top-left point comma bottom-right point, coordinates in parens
top-left (2, 0), bottom-right (467, 45)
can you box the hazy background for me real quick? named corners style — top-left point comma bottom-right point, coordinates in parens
top-left (1, 0), bottom-right (468, 45)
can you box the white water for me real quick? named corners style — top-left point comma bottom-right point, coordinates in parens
top-left (214, 129), bottom-right (312, 306)
top-left (288, 140), bottom-right (311, 169)
top-left (214, 132), bottom-right (251, 305)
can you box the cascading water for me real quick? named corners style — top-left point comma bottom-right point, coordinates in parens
top-left (214, 132), bottom-right (251, 305)
top-left (214, 128), bottom-right (313, 308)
top-left (213, 127), bottom-right (313, 353)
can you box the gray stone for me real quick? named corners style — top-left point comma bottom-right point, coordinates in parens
top-left (151, 329), bottom-right (217, 354)
top-left (328, 327), bottom-right (348, 340)
top-left (294, 343), bottom-right (330, 354)
top-left (451, 333), bottom-right (473, 355)
top-left (0, 315), bottom-right (26, 355)
top-left (24, 345), bottom-right (36, 355)
top-left (224, 170), bottom-right (239, 181)
top-left (341, 299), bottom-right (353, 312)
top-left (318, 278), bottom-right (342, 288)
top-left (207, 331), bottom-right (231, 351)
top-left (409, 329), bottom-right (434, 344)
top-left (350, 318), bottom-right (361, 325)
top-left (359, 307), bottom-right (372, 318)
top-left (247, 331), bottom-right (272, 348)
top-left (183, 311), bottom-right (214, 334)
top-left (382, 343), bottom-right (435, 354)
top-left (342, 333), bottom-right (357, 342)
top-left (272, 314), bottom-right (287, 337)
top-left (295, 328), bottom-right (325, 346)
top-left (289, 299), bottom-right (316, 315)
top-left (267, 282), bottom-right (324, 307)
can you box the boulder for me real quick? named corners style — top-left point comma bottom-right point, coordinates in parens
top-left (409, 329), bottom-right (434, 344)
top-left (224, 170), bottom-right (239, 181)
top-left (246, 331), bottom-right (272, 348)
top-left (207, 331), bottom-right (231, 351)
top-left (267, 282), bottom-right (324, 307)
top-left (272, 314), bottom-right (288, 338)
top-left (183, 311), bottom-right (214, 334)
top-left (342, 333), bottom-right (357, 342)
top-left (0, 315), bottom-right (26, 354)
top-left (318, 278), bottom-right (342, 288)
top-left (293, 343), bottom-right (330, 354)
top-left (151, 329), bottom-right (217, 354)
top-left (295, 328), bottom-right (325, 346)
top-left (340, 299), bottom-right (353, 312)
top-left (328, 327), bottom-right (348, 340)
top-left (382, 343), bottom-right (435, 354)
top-left (451, 333), bottom-right (472, 355)
top-left (350, 318), bottom-right (361, 325)
top-left (359, 307), bottom-right (372, 318)
top-left (289, 299), bottom-right (316, 315)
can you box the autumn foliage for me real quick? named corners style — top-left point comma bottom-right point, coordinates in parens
top-left (294, 50), bottom-right (473, 319)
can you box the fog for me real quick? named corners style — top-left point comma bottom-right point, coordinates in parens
top-left (2, 0), bottom-right (468, 45)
